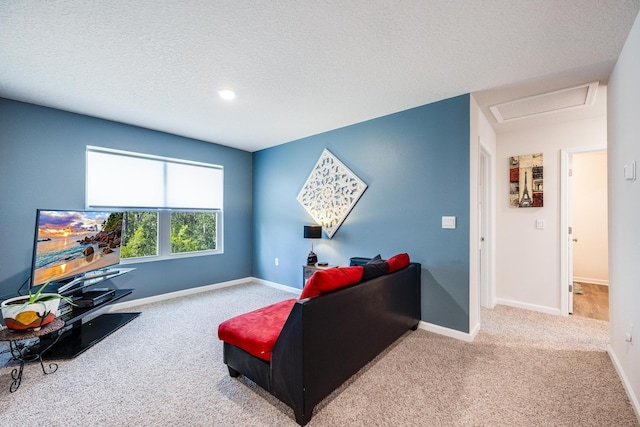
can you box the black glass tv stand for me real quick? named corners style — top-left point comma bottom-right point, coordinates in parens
top-left (43, 289), bottom-right (139, 359)
top-left (37, 269), bottom-right (140, 359)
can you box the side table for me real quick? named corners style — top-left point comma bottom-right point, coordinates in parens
top-left (0, 318), bottom-right (65, 392)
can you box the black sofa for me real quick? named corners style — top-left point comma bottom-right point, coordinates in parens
top-left (221, 262), bottom-right (421, 425)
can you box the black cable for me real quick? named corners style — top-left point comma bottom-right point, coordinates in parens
top-left (16, 276), bottom-right (31, 296)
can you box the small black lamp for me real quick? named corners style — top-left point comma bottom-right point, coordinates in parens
top-left (303, 225), bottom-right (322, 265)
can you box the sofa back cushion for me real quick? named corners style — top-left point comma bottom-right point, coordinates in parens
top-left (387, 253), bottom-right (410, 273)
top-left (300, 254), bottom-right (411, 299)
top-left (360, 259), bottom-right (389, 282)
top-left (299, 266), bottom-right (363, 299)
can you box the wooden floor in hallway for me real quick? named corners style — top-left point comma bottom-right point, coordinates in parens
top-left (572, 282), bottom-right (609, 321)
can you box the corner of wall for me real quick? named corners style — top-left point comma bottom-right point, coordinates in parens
top-left (469, 95), bottom-right (481, 334)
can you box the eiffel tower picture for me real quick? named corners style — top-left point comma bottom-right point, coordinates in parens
top-left (519, 171), bottom-right (532, 207)
top-left (510, 153), bottom-right (543, 208)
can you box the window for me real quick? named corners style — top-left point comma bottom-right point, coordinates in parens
top-left (86, 147), bottom-right (223, 260)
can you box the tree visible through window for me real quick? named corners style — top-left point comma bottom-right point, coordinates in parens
top-left (121, 212), bottom-right (158, 258)
top-left (171, 212), bottom-right (216, 254)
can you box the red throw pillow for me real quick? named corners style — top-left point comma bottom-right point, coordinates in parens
top-left (218, 299), bottom-right (297, 361)
top-left (387, 253), bottom-right (410, 272)
top-left (300, 266), bottom-right (364, 299)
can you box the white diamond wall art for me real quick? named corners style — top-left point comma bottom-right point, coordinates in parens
top-left (297, 149), bottom-right (368, 238)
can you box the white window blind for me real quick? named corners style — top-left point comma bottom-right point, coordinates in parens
top-left (86, 147), bottom-right (223, 210)
top-left (166, 162), bottom-right (223, 209)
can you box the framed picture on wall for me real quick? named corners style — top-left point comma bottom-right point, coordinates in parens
top-left (509, 153), bottom-right (543, 208)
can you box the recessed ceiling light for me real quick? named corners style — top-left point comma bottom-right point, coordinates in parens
top-left (218, 89), bottom-right (236, 100)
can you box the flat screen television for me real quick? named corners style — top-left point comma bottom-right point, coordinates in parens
top-left (30, 209), bottom-right (124, 290)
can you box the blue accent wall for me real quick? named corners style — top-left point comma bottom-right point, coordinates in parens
top-left (253, 94), bottom-right (471, 332)
top-left (0, 98), bottom-right (253, 301)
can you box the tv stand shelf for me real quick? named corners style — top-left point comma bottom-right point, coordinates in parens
top-left (41, 288), bottom-right (139, 360)
top-left (57, 268), bottom-right (135, 295)
top-left (45, 313), bottom-right (139, 360)
top-left (58, 289), bottom-right (132, 325)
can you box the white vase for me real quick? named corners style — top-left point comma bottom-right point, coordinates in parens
top-left (1, 295), bottom-right (61, 331)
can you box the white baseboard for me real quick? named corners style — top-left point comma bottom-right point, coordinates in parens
top-left (495, 298), bottom-right (561, 316)
top-left (106, 277), bottom-right (253, 312)
top-left (607, 344), bottom-right (640, 424)
top-left (468, 321), bottom-right (480, 341)
top-left (250, 277), bottom-right (301, 295)
top-left (574, 276), bottom-right (609, 286)
top-left (418, 320), bottom-right (477, 343)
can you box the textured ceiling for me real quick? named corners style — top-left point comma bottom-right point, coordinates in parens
top-left (1, 1), bottom-right (639, 152)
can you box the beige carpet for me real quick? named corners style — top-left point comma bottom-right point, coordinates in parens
top-left (0, 282), bottom-right (637, 426)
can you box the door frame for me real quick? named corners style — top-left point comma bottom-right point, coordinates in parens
top-left (560, 144), bottom-right (606, 316)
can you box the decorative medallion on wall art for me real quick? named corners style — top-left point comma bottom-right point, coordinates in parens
top-left (297, 149), bottom-right (367, 238)
top-left (509, 153), bottom-right (543, 208)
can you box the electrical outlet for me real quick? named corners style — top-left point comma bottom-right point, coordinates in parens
top-left (625, 323), bottom-right (633, 343)
top-left (275, 258), bottom-right (279, 266)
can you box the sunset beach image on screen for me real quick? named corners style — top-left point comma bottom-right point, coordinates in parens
top-left (31, 210), bottom-right (123, 287)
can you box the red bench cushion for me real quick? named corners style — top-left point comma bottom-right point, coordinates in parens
top-left (218, 298), bottom-right (297, 361)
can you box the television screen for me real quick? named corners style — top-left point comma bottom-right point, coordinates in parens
top-left (30, 209), bottom-right (123, 288)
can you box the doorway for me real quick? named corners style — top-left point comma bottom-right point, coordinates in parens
top-left (560, 147), bottom-right (608, 319)
top-left (571, 150), bottom-right (609, 320)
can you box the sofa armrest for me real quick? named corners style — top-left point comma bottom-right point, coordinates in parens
top-left (270, 302), bottom-right (306, 422)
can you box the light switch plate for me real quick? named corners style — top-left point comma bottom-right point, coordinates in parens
top-left (536, 219), bottom-right (545, 229)
top-left (624, 161), bottom-right (636, 182)
top-left (442, 216), bottom-right (456, 229)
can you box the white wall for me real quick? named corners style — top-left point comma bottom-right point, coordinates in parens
top-left (496, 116), bottom-right (607, 314)
top-left (572, 151), bottom-right (608, 285)
top-left (607, 11), bottom-right (640, 419)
